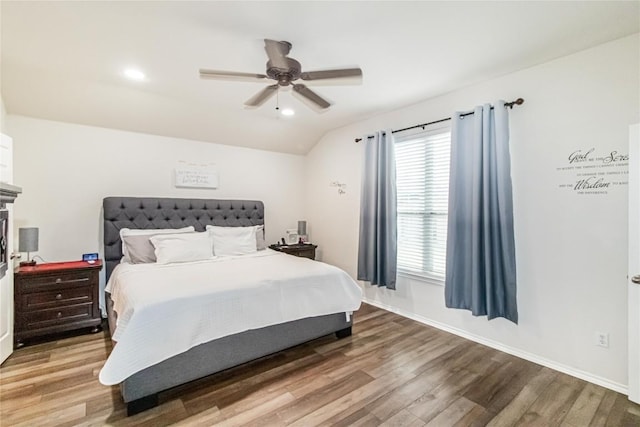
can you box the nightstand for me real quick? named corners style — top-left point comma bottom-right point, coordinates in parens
top-left (14, 260), bottom-right (103, 348)
top-left (269, 243), bottom-right (318, 260)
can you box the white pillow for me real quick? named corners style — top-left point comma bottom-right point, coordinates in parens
top-left (149, 232), bottom-right (214, 265)
top-left (206, 225), bottom-right (257, 256)
top-left (120, 226), bottom-right (195, 264)
top-left (206, 225), bottom-right (266, 251)
top-left (255, 225), bottom-right (267, 251)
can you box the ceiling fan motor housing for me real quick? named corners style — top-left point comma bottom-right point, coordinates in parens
top-left (266, 57), bottom-right (301, 86)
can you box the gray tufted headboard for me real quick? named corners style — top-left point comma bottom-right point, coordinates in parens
top-left (103, 197), bottom-right (264, 281)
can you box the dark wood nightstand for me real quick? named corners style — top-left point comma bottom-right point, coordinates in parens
top-left (14, 260), bottom-right (103, 348)
top-left (269, 243), bottom-right (318, 260)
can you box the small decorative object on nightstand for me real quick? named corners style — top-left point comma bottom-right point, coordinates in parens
top-left (14, 260), bottom-right (103, 348)
top-left (269, 243), bottom-right (318, 260)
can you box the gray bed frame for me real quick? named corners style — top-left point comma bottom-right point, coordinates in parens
top-left (103, 197), bottom-right (352, 415)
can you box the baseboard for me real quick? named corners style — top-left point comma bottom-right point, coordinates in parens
top-left (362, 297), bottom-right (628, 395)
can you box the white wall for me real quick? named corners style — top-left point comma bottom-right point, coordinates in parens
top-left (0, 96), bottom-right (6, 134)
top-left (306, 34), bottom-right (640, 390)
top-left (8, 117), bottom-right (306, 298)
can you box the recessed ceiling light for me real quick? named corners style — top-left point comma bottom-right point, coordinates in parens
top-left (281, 108), bottom-right (295, 116)
top-left (123, 68), bottom-right (146, 81)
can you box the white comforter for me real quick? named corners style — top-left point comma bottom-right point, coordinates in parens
top-left (99, 250), bottom-right (362, 385)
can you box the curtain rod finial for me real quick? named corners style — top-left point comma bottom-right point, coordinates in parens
top-left (510, 98), bottom-right (524, 109)
top-left (506, 98), bottom-right (524, 109)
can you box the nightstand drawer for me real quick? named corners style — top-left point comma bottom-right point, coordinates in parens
top-left (19, 271), bottom-right (92, 292)
top-left (21, 287), bottom-right (93, 311)
top-left (292, 248), bottom-right (315, 259)
top-left (23, 304), bottom-right (93, 329)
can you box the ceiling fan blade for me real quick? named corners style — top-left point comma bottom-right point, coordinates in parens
top-left (199, 69), bottom-right (267, 81)
top-left (264, 39), bottom-right (291, 69)
top-left (300, 68), bottom-right (362, 81)
top-left (245, 84), bottom-right (279, 107)
top-left (292, 84), bottom-right (331, 110)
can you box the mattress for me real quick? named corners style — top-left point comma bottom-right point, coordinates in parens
top-left (99, 250), bottom-right (362, 385)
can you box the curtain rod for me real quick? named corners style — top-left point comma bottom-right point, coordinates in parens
top-left (354, 98), bottom-right (524, 143)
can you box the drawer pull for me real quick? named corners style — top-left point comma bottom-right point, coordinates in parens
top-left (56, 312), bottom-right (62, 318)
top-left (55, 294), bottom-right (62, 300)
top-left (55, 278), bottom-right (62, 284)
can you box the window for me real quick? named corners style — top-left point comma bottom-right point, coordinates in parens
top-left (395, 127), bottom-right (451, 283)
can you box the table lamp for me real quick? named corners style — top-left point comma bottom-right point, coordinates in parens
top-left (18, 227), bottom-right (38, 267)
top-left (297, 220), bottom-right (307, 243)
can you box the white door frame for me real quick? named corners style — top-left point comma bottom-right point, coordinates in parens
top-left (0, 133), bottom-right (14, 364)
top-left (628, 123), bottom-right (640, 403)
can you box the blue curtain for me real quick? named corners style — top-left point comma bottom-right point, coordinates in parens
top-left (358, 130), bottom-right (398, 289)
top-left (445, 101), bottom-right (518, 323)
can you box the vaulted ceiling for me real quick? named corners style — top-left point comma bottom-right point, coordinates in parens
top-left (1, 1), bottom-right (638, 154)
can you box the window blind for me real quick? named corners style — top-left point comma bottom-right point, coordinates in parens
top-left (395, 128), bottom-right (451, 281)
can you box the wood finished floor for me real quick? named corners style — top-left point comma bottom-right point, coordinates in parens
top-left (1, 304), bottom-right (639, 427)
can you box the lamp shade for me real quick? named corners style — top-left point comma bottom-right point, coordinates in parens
top-left (297, 221), bottom-right (307, 236)
top-left (18, 227), bottom-right (38, 252)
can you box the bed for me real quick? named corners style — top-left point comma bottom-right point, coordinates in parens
top-left (100, 197), bottom-right (361, 415)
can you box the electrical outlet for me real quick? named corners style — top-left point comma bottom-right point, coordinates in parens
top-left (596, 332), bottom-right (609, 348)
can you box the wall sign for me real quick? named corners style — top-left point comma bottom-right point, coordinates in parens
top-left (557, 148), bottom-right (628, 195)
top-left (175, 168), bottom-right (219, 189)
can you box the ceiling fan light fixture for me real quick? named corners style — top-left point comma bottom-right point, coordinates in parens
top-left (281, 108), bottom-right (295, 116)
top-left (123, 68), bottom-right (146, 81)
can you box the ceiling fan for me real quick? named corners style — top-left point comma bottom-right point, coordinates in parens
top-left (199, 39), bottom-right (363, 111)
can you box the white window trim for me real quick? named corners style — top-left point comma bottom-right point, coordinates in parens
top-left (398, 269), bottom-right (445, 287)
